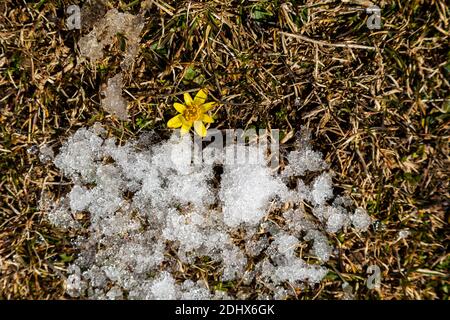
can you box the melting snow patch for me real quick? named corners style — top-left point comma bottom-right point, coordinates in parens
top-left (43, 125), bottom-right (370, 299)
top-left (100, 73), bottom-right (128, 121)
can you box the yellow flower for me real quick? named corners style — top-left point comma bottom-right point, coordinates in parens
top-left (167, 89), bottom-right (216, 137)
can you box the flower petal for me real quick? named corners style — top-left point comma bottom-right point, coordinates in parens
top-left (173, 103), bottom-right (186, 113)
top-left (184, 92), bottom-right (194, 107)
top-left (201, 114), bottom-right (214, 123)
top-left (194, 120), bottom-right (207, 137)
top-left (194, 89), bottom-right (208, 105)
top-left (201, 102), bottom-right (216, 112)
top-left (167, 114), bottom-right (183, 128)
top-left (180, 122), bottom-right (192, 135)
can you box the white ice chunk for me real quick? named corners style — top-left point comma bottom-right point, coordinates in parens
top-left (311, 172), bottom-right (333, 206)
top-left (150, 272), bottom-right (178, 300)
top-left (351, 208), bottom-right (372, 231)
top-left (220, 146), bottom-right (286, 227)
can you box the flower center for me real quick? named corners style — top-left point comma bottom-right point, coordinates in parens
top-left (183, 106), bottom-right (200, 122)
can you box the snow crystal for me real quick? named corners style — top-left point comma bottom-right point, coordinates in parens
top-left (69, 185), bottom-right (92, 212)
top-left (342, 282), bottom-right (355, 300)
top-left (162, 210), bottom-right (205, 252)
top-left (150, 272), bottom-right (177, 300)
top-left (180, 280), bottom-right (211, 300)
top-left (106, 286), bottom-right (123, 300)
top-left (43, 196), bottom-right (79, 229)
top-left (53, 127), bottom-right (105, 181)
top-left (219, 146), bottom-right (286, 227)
top-left (245, 236), bottom-right (268, 257)
top-left (313, 205), bottom-right (350, 233)
top-left (273, 287), bottom-right (289, 300)
top-left (78, 8), bottom-right (144, 70)
top-left (222, 245), bottom-right (247, 281)
top-left (351, 208), bottom-right (372, 231)
top-left (283, 148), bottom-right (328, 177)
top-left (273, 259), bottom-right (328, 284)
top-left (78, 7), bottom-right (145, 119)
top-left (311, 172), bottom-right (333, 206)
top-left (305, 230), bottom-right (332, 262)
top-left (272, 233), bottom-right (298, 259)
top-left (44, 124), bottom-right (370, 300)
top-left (39, 144), bottom-right (54, 163)
top-left (398, 229), bottom-right (410, 240)
top-left (282, 209), bottom-right (316, 235)
top-left (66, 272), bottom-right (82, 297)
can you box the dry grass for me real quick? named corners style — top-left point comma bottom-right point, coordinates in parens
top-left (0, 0), bottom-right (449, 299)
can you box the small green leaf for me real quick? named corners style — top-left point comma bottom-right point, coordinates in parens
top-left (59, 253), bottom-right (74, 263)
top-left (251, 7), bottom-right (273, 21)
top-left (184, 66), bottom-right (197, 81)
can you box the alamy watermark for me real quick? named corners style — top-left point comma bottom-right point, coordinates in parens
top-left (367, 264), bottom-right (381, 289)
top-left (66, 4), bottom-right (380, 31)
top-left (66, 5), bottom-right (81, 30)
top-left (169, 129), bottom-right (281, 170)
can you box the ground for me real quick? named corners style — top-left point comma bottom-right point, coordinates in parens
top-left (0, 0), bottom-right (449, 299)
